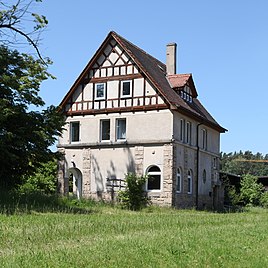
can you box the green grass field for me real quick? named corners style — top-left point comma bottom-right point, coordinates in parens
top-left (0, 195), bottom-right (268, 267)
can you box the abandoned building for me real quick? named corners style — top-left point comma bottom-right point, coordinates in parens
top-left (57, 31), bottom-right (226, 209)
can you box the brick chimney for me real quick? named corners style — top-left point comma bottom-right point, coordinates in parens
top-left (166, 43), bottom-right (177, 75)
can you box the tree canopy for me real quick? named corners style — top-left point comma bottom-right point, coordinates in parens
top-left (0, 1), bottom-right (64, 189)
top-left (221, 151), bottom-right (268, 176)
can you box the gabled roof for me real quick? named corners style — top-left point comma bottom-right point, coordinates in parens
top-left (167, 74), bottom-right (198, 98)
top-left (60, 31), bottom-right (226, 133)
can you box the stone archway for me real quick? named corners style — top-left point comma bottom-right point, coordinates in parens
top-left (68, 168), bottom-right (83, 200)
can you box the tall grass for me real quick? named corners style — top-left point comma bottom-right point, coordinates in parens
top-left (0, 193), bottom-right (268, 267)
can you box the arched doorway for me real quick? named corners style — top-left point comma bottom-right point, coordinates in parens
top-left (68, 168), bottom-right (83, 200)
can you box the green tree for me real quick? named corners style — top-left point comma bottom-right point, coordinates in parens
top-left (221, 151), bottom-right (268, 176)
top-left (0, 1), bottom-right (64, 189)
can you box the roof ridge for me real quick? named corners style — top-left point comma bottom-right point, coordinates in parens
top-left (111, 31), bottom-right (166, 69)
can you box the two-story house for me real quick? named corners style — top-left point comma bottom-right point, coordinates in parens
top-left (58, 31), bottom-right (226, 209)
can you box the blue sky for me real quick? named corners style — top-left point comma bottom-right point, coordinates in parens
top-left (36, 0), bottom-right (268, 154)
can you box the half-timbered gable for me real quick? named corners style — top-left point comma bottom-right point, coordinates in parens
top-left (58, 31), bottom-right (226, 210)
top-left (60, 34), bottom-right (168, 116)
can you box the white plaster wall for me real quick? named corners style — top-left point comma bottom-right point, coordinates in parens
top-left (173, 111), bottom-right (220, 154)
top-left (59, 110), bottom-right (173, 145)
top-left (128, 110), bottom-right (173, 142)
top-left (90, 147), bottom-right (135, 192)
top-left (83, 83), bottom-right (93, 101)
top-left (133, 78), bottom-right (143, 96)
top-left (64, 148), bottom-right (84, 174)
top-left (107, 80), bottom-right (119, 99)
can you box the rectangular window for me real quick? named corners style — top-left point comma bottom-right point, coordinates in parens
top-left (202, 129), bottom-right (207, 150)
top-left (186, 121), bottom-right (191, 144)
top-left (116, 118), bottom-right (126, 140)
top-left (187, 171), bottom-right (192, 194)
top-left (176, 168), bottom-right (182, 193)
top-left (100, 120), bottom-right (110, 141)
top-left (95, 83), bottom-right (106, 100)
top-left (121, 80), bottom-right (132, 97)
top-left (70, 122), bottom-right (79, 142)
top-left (180, 119), bottom-right (184, 141)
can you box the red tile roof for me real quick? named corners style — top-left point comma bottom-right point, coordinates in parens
top-left (168, 74), bottom-right (191, 88)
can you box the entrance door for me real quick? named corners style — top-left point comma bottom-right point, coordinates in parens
top-left (69, 168), bottom-right (82, 200)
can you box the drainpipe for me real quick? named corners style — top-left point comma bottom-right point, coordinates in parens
top-left (196, 122), bottom-right (203, 209)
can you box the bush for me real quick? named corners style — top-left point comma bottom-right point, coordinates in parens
top-left (118, 173), bottom-right (149, 211)
top-left (260, 191), bottom-right (268, 208)
top-left (225, 184), bottom-right (241, 206)
top-left (239, 174), bottom-right (263, 206)
top-left (18, 160), bottom-right (58, 195)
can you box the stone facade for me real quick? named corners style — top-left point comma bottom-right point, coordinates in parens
top-left (82, 148), bottom-right (91, 197)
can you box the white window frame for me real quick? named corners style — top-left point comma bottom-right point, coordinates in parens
top-left (187, 170), bottom-right (193, 194)
top-left (100, 119), bottom-right (110, 142)
top-left (121, 80), bottom-right (132, 98)
top-left (176, 168), bottom-right (182, 193)
top-left (95, 83), bottom-right (106, 100)
top-left (116, 118), bottom-right (126, 141)
top-left (146, 166), bottom-right (161, 192)
top-left (70, 121), bottom-right (80, 143)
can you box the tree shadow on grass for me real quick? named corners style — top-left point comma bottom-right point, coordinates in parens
top-left (0, 191), bottom-right (99, 215)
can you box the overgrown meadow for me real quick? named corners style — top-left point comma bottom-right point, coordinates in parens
top-left (0, 193), bottom-right (268, 268)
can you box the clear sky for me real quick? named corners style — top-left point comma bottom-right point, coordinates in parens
top-left (35, 0), bottom-right (268, 154)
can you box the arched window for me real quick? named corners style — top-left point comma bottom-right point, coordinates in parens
top-left (176, 168), bottom-right (182, 193)
top-left (147, 166), bottom-right (161, 191)
top-left (187, 170), bottom-right (193, 194)
top-left (202, 169), bottom-right (207, 184)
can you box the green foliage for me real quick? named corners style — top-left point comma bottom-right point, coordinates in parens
top-left (239, 174), bottom-right (263, 206)
top-left (225, 184), bottom-right (241, 206)
top-left (18, 160), bottom-right (58, 195)
top-left (118, 173), bottom-right (149, 211)
top-left (0, 45), bottom-right (65, 189)
top-left (260, 191), bottom-right (268, 208)
top-left (221, 150), bottom-right (268, 176)
top-left (0, 191), bottom-right (99, 215)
